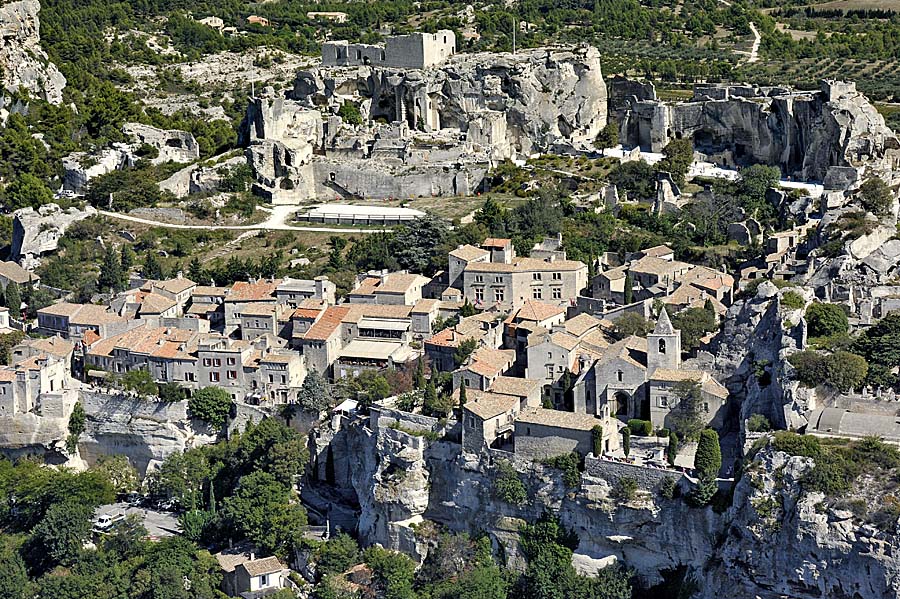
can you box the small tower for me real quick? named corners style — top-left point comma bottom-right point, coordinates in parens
top-left (648, 308), bottom-right (681, 373)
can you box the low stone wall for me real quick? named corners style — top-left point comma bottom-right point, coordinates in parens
top-left (584, 455), bottom-right (682, 492)
top-left (370, 405), bottom-right (439, 433)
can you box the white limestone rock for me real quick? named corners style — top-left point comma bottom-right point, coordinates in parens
top-left (11, 203), bottom-right (97, 262)
top-left (0, 0), bottom-right (65, 105)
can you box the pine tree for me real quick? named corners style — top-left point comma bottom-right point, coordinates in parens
top-left (5, 283), bottom-right (21, 317)
top-left (188, 257), bottom-right (205, 283)
top-left (143, 251), bottom-right (165, 280)
top-left (298, 370), bottom-right (333, 413)
top-left (98, 245), bottom-right (124, 293)
top-left (120, 244), bottom-right (135, 273)
top-left (425, 376), bottom-right (438, 407)
top-left (458, 382), bottom-right (467, 406)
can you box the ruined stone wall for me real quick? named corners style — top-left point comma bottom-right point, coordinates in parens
top-left (583, 455), bottom-right (680, 492)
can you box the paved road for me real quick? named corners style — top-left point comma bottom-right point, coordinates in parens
top-left (95, 502), bottom-right (180, 539)
top-left (99, 205), bottom-right (386, 233)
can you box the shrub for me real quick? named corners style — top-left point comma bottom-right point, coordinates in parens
top-left (805, 302), bottom-right (849, 338)
top-left (543, 453), bottom-right (582, 488)
top-left (823, 350), bottom-right (868, 392)
top-left (613, 476), bottom-right (638, 501)
top-left (780, 290), bottom-right (805, 310)
top-left (337, 101), bottom-right (363, 126)
top-left (493, 460), bottom-right (527, 506)
top-left (659, 476), bottom-right (677, 499)
top-left (627, 419), bottom-right (653, 436)
top-left (747, 414), bottom-right (772, 433)
top-left (788, 350), bottom-right (826, 387)
top-left (859, 177), bottom-right (893, 216)
top-left (772, 431), bottom-right (821, 458)
top-left (656, 428), bottom-right (670, 438)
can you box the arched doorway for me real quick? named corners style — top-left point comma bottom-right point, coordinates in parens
top-left (614, 391), bottom-right (630, 417)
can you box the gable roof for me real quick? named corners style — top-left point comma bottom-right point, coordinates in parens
top-left (0, 261), bottom-right (36, 285)
top-left (463, 390), bottom-right (519, 420)
top-left (450, 245), bottom-right (490, 262)
top-left (512, 300), bottom-right (565, 323)
top-left (303, 306), bottom-right (350, 341)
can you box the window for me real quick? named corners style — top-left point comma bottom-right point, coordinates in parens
top-left (547, 352), bottom-right (552, 359)
top-left (203, 358), bottom-right (211, 367)
top-left (617, 370), bottom-right (623, 383)
top-left (557, 365), bottom-right (564, 372)
top-left (658, 396), bottom-right (668, 407)
top-left (495, 276), bottom-right (503, 283)
top-left (474, 288), bottom-right (484, 302)
top-left (185, 373), bottom-right (195, 382)
top-left (494, 289), bottom-right (504, 302)
top-left (209, 372), bottom-right (220, 382)
top-left (476, 275), bottom-right (484, 283)
top-left (281, 375), bottom-right (286, 384)
top-left (546, 365), bottom-right (554, 378)
top-left (533, 273), bottom-right (542, 281)
top-left (658, 339), bottom-right (667, 354)
top-left (532, 288), bottom-right (542, 300)
top-left (269, 374), bottom-right (274, 383)
top-left (227, 371), bottom-right (237, 380)
top-left (213, 358), bottom-right (221, 367)
top-left (552, 272), bottom-right (562, 280)
top-left (227, 357), bottom-right (236, 366)
top-left (704, 402), bottom-right (709, 413)
top-left (552, 287), bottom-right (562, 300)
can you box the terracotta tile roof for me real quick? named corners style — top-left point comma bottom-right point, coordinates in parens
top-left (651, 368), bottom-right (701, 383)
top-left (516, 407), bottom-right (599, 430)
top-left (193, 286), bottom-right (227, 297)
top-left (680, 266), bottom-right (735, 292)
top-left (513, 300), bottom-right (565, 323)
top-left (0, 368), bottom-right (16, 382)
top-left (137, 292), bottom-right (177, 315)
top-left (513, 256), bottom-right (586, 272)
top-left (411, 299), bottom-right (440, 314)
top-left (39, 302), bottom-right (125, 325)
top-left (240, 304), bottom-right (277, 317)
top-left (18, 336), bottom-right (74, 359)
top-left (702, 376), bottom-right (729, 399)
top-left (489, 376), bottom-right (541, 398)
top-left (0, 261), bottom-right (36, 285)
top-left (563, 313), bottom-right (602, 337)
top-left (463, 390), bottom-right (519, 420)
top-left (630, 256), bottom-right (692, 277)
top-left (82, 330), bottom-right (101, 346)
top-left (600, 266), bottom-right (627, 280)
top-left (152, 277), bottom-right (196, 294)
top-left (303, 306), bottom-right (350, 341)
top-left (341, 304), bottom-right (412, 323)
top-left (482, 238), bottom-right (512, 248)
top-left (226, 280), bottom-right (281, 302)
top-left (87, 326), bottom-right (198, 361)
top-left (425, 327), bottom-right (477, 348)
top-left (596, 336), bottom-right (647, 370)
top-left (450, 245), bottom-right (490, 261)
top-left (292, 308), bottom-right (323, 319)
top-left (38, 302), bottom-right (88, 318)
top-left (352, 273), bottom-right (428, 296)
top-left (187, 303), bottom-right (218, 315)
top-left (467, 359), bottom-right (503, 378)
top-left (241, 556), bottom-right (285, 577)
top-left (465, 261), bottom-right (516, 273)
top-left (641, 244), bottom-right (674, 258)
top-left (548, 331), bottom-right (581, 351)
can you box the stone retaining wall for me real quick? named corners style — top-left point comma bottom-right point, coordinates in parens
top-left (584, 455), bottom-right (683, 491)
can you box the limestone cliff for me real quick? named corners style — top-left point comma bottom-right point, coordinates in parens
top-left (0, 0), bottom-right (65, 105)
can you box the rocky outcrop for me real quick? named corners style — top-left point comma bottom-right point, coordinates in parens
top-left (159, 154), bottom-right (246, 197)
top-left (620, 80), bottom-right (900, 181)
top-left (78, 391), bottom-right (214, 475)
top-left (123, 122), bottom-right (201, 164)
top-left (62, 147), bottom-right (131, 194)
top-left (0, 0), bottom-right (65, 105)
top-left (11, 203), bottom-right (97, 265)
top-left (242, 46), bottom-right (606, 202)
top-left (704, 445), bottom-right (900, 599)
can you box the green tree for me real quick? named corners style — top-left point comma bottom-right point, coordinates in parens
top-left (694, 429), bottom-right (721, 481)
top-left (4, 283), bottom-right (21, 315)
top-left (297, 369), bottom-right (332, 413)
top-left (657, 138), bottom-right (694, 186)
top-left (493, 460), bottom-right (527, 506)
top-left (672, 306), bottom-right (718, 350)
top-left (623, 272), bottom-right (633, 305)
top-left (98, 244), bottom-right (125, 293)
top-left (591, 425), bottom-right (603, 456)
top-left (143, 251), bottom-right (165, 280)
top-left (2, 173), bottom-right (53, 210)
top-left (805, 302), bottom-right (849, 338)
top-left (454, 337), bottom-right (479, 367)
top-left (0, 548), bottom-right (29, 599)
top-left (363, 546), bottom-right (417, 599)
top-left (667, 429), bottom-right (678, 466)
top-left (92, 454), bottom-right (138, 493)
top-left (337, 101), bottom-right (363, 125)
top-left (120, 244), bottom-right (136, 273)
top-left (414, 357), bottom-right (426, 390)
top-left (859, 177), bottom-right (893, 216)
top-left (611, 312), bottom-right (651, 340)
top-left (222, 471), bottom-right (306, 556)
top-left (474, 196), bottom-right (508, 234)
top-left (119, 368), bottom-right (158, 396)
top-left (824, 351), bottom-right (868, 392)
top-left (669, 379), bottom-right (704, 440)
top-left (622, 426), bottom-right (631, 457)
top-left (188, 386), bottom-right (233, 429)
top-left (32, 500), bottom-right (93, 567)
top-left (458, 382), bottom-right (467, 406)
top-left (595, 122), bottom-right (619, 151)
top-left (460, 298), bottom-right (477, 317)
top-left (315, 533), bottom-right (360, 576)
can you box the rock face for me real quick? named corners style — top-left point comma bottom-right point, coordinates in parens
top-left (123, 123), bottom-right (201, 164)
top-left (0, 0), bottom-right (65, 105)
top-left (159, 154), bottom-right (246, 197)
top-left (313, 411), bottom-right (900, 598)
top-left (705, 446), bottom-right (900, 599)
top-left (62, 147), bottom-right (131, 194)
top-left (78, 391), bottom-right (214, 475)
top-left (619, 80), bottom-right (900, 181)
top-left (11, 203), bottom-right (97, 265)
top-left (241, 46), bottom-right (606, 202)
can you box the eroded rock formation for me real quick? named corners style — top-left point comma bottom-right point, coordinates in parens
top-left (0, 0), bottom-right (65, 106)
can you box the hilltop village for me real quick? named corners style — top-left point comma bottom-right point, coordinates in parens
top-left (3, 7), bottom-right (900, 598)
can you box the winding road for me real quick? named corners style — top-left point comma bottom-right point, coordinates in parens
top-left (99, 205), bottom-right (386, 233)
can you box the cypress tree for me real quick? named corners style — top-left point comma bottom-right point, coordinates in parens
top-left (624, 272), bottom-right (633, 304)
top-left (458, 382), bottom-right (467, 406)
top-left (414, 356), bottom-right (425, 390)
top-left (591, 425), bottom-right (603, 457)
top-left (695, 429), bottom-right (722, 481)
top-left (5, 283), bottom-right (21, 317)
top-left (98, 245), bottom-right (124, 293)
top-left (622, 427), bottom-right (631, 457)
top-left (667, 430), bottom-right (679, 466)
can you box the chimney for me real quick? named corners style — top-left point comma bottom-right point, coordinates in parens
top-left (249, 552), bottom-right (255, 561)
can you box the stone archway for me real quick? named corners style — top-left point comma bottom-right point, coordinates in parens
top-left (614, 391), bottom-right (630, 417)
